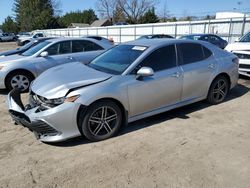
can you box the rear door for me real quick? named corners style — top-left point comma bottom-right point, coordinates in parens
top-left (128, 45), bottom-right (183, 117)
top-left (177, 43), bottom-right (215, 101)
top-left (71, 40), bottom-right (105, 64)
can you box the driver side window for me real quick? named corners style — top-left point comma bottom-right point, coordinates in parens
top-left (45, 41), bottom-right (71, 56)
top-left (46, 43), bottom-right (59, 55)
top-left (136, 45), bottom-right (177, 72)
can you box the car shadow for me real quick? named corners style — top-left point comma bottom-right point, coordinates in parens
top-left (0, 89), bottom-right (9, 95)
top-left (49, 82), bottom-right (250, 147)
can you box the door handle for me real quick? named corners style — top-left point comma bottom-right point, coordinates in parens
top-left (67, 56), bottom-right (73, 60)
top-left (208, 63), bottom-right (215, 69)
top-left (171, 72), bottom-right (181, 78)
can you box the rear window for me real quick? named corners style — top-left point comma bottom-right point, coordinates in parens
top-left (178, 43), bottom-right (204, 65)
top-left (203, 46), bottom-right (212, 58)
top-left (72, 40), bottom-right (103, 52)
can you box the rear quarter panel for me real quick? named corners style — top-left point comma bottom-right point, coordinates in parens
top-left (210, 45), bottom-right (238, 89)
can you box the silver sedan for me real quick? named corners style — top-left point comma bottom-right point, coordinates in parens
top-left (0, 37), bottom-right (112, 91)
top-left (8, 39), bottom-right (239, 142)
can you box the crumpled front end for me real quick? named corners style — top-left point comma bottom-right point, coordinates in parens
top-left (8, 89), bottom-right (82, 142)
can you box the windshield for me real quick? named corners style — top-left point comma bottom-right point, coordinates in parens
top-left (22, 41), bottom-right (50, 56)
top-left (240, 32), bottom-right (250, 42)
top-left (88, 45), bottom-right (147, 74)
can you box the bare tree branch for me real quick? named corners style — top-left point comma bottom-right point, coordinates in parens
top-left (117, 0), bottom-right (156, 23)
top-left (96, 0), bottom-right (117, 20)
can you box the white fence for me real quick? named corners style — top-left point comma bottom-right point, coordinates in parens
top-left (38, 17), bottom-right (250, 43)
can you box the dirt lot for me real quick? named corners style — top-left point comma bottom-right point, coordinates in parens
top-left (0, 42), bottom-right (250, 188)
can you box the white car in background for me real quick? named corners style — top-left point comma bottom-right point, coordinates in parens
top-left (0, 33), bottom-right (15, 42)
top-left (17, 32), bottom-right (45, 46)
top-left (225, 31), bottom-right (250, 77)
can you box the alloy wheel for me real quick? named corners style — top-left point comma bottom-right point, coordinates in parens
top-left (212, 79), bottom-right (228, 103)
top-left (88, 106), bottom-right (118, 136)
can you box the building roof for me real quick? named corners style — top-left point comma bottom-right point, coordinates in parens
top-left (90, 19), bottom-right (111, 27)
top-left (68, 23), bottom-right (90, 28)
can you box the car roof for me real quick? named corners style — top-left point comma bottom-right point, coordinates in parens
top-left (182, 34), bottom-right (215, 37)
top-left (123, 38), bottom-right (207, 48)
top-left (46, 37), bottom-right (100, 43)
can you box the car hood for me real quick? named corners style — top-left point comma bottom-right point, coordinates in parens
top-left (225, 42), bottom-right (250, 52)
top-left (0, 54), bottom-right (28, 64)
top-left (0, 49), bottom-right (20, 57)
top-left (31, 62), bottom-right (112, 99)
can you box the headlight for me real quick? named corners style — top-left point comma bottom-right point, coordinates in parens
top-left (36, 95), bottom-right (80, 106)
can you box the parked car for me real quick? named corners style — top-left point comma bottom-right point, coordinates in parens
top-left (8, 39), bottom-right (238, 142)
top-left (0, 37), bottom-right (54, 57)
top-left (179, 34), bottom-right (228, 49)
top-left (16, 32), bottom-right (30, 38)
top-left (0, 38), bottom-right (112, 91)
top-left (137, 34), bottom-right (174, 40)
top-left (17, 32), bottom-right (45, 46)
top-left (225, 31), bottom-right (250, 77)
top-left (0, 33), bottom-right (16, 42)
top-left (84, 36), bottom-right (114, 45)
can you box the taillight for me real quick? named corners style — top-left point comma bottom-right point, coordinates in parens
top-left (232, 57), bottom-right (239, 64)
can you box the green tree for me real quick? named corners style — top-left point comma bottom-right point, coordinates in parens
top-left (83, 9), bottom-right (98, 24)
top-left (59, 9), bottom-right (98, 27)
top-left (139, 8), bottom-right (159, 24)
top-left (1, 16), bottom-right (19, 33)
top-left (13, 0), bottom-right (56, 31)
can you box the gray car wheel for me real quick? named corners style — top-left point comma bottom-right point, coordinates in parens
top-left (207, 76), bottom-right (229, 104)
top-left (80, 100), bottom-right (122, 141)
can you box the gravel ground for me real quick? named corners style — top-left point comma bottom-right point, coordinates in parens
top-left (0, 42), bottom-right (18, 52)
top-left (0, 42), bottom-right (250, 188)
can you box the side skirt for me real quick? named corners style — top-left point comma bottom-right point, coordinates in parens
top-left (128, 96), bottom-right (206, 123)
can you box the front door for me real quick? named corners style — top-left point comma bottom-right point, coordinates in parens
top-left (128, 45), bottom-right (183, 117)
top-left (33, 41), bottom-right (76, 75)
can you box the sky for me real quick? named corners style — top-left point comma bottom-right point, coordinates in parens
top-left (0, 0), bottom-right (249, 24)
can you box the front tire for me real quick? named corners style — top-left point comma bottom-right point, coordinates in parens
top-left (79, 100), bottom-right (123, 141)
top-left (5, 71), bottom-right (34, 92)
top-left (207, 76), bottom-right (229, 104)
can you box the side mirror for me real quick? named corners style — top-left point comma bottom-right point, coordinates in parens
top-left (40, 51), bottom-right (48, 57)
top-left (136, 67), bottom-right (154, 80)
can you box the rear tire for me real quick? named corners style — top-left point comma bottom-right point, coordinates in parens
top-left (5, 71), bottom-right (34, 92)
top-left (207, 76), bottom-right (229, 104)
top-left (79, 100), bottom-right (122, 141)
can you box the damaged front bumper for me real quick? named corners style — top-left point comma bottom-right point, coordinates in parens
top-left (8, 89), bottom-right (82, 142)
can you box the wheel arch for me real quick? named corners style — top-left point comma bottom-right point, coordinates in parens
top-left (212, 72), bottom-right (231, 88)
top-left (4, 69), bottom-right (36, 88)
top-left (22, 40), bottom-right (30, 45)
top-left (77, 97), bottom-right (128, 135)
top-left (207, 72), bottom-right (231, 99)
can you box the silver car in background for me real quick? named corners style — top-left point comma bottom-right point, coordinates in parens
top-left (0, 38), bottom-right (113, 91)
top-left (8, 39), bottom-right (238, 142)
